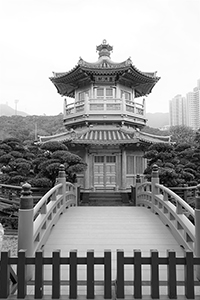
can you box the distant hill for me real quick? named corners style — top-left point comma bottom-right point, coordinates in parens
top-left (146, 112), bottom-right (169, 128)
top-left (0, 104), bottom-right (28, 117)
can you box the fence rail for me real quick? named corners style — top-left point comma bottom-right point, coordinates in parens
top-left (0, 250), bottom-right (200, 299)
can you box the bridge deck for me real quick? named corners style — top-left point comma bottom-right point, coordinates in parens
top-left (39, 206), bottom-right (189, 297)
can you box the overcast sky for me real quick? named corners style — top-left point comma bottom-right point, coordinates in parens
top-left (0, 0), bottom-right (199, 116)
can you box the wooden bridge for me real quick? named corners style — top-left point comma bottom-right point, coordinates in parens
top-left (0, 165), bottom-right (200, 299)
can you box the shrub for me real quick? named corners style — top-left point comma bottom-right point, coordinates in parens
top-left (0, 154), bottom-right (13, 164)
top-left (29, 177), bottom-right (52, 188)
top-left (9, 151), bottom-right (23, 158)
top-left (41, 141), bottom-right (68, 152)
top-left (9, 175), bottom-right (26, 184)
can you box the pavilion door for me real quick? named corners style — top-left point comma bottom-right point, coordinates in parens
top-left (94, 155), bottom-right (116, 189)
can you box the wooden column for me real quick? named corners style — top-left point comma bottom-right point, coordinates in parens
top-left (84, 148), bottom-right (90, 190)
top-left (121, 147), bottom-right (126, 189)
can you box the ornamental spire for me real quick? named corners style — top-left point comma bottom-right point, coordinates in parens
top-left (96, 39), bottom-right (113, 58)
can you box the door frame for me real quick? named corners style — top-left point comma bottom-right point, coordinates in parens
top-left (93, 154), bottom-right (117, 190)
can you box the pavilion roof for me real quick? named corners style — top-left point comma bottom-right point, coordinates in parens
top-left (39, 127), bottom-right (170, 145)
top-left (50, 40), bottom-right (160, 98)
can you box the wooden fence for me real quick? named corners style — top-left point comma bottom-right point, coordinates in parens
top-left (0, 249), bottom-right (200, 299)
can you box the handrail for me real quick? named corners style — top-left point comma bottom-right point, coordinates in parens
top-left (156, 183), bottom-right (195, 217)
top-left (32, 182), bottom-right (76, 253)
top-left (33, 183), bottom-right (62, 217)
top-left (17, 176), bottom-right (77, 271)
top-left (136, 181), bottom-right (195, 252)
top-left (169, 185), bottom-right (196, 191)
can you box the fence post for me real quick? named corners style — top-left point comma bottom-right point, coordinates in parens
top-left (56, 164), bottom-right (66, 203)
top-left (18, 183), bottom-right (34, 280)
top-left (195, 184), bottom-right (200, 280)
top-left (151, 164), bottom-right (159, 213)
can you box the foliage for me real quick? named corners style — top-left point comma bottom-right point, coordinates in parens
top-left (144, 141), bottom-right (200, 187)
top-left (29, 177), bottom-right (52, 188)
top-left (169, 125), bottom-right (195, 144)
top-left (0, 137), bottom-right (87, 187)
top-left (41, 141), bottom-right (68, 152)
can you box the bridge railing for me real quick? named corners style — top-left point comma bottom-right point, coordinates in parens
top-left (1, 249), bottom-right (200, 299)
top-left (17, 164), bottom-right (77, 280)
top-left (136, 164), bottom-right (200, 280)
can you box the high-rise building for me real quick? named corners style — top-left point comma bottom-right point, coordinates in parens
top-left (169, 94), bottom-right (186, 126)
top-left (186, 88), bottom-right (200, 130)
top-left (169, 79), bottom-right (200, 130)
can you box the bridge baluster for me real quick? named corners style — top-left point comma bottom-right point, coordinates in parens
top-left (163, 191), bottom-right (168, 202)
top-left (151, 165), bottom-right (159, 213)
top-left (176, 201), bottom-right (183, 215)
top-left (56, 164), bottom-right (66, 202)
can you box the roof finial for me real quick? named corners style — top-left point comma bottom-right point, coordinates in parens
top-left (96, 40), bottom-right (113, 58)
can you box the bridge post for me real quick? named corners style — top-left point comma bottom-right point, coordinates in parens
top-left (151, 165), bottom-right (159, 213)
top-left (195, 184), bottom-right (200, 280)
top-left (56, 164), bottom-right (66, 202)
top-left (18, 182), bottom-right (34, 280)
top-left (134, 174), bottom-right (141, 206)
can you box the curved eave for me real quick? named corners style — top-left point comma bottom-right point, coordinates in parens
top-left (39, 129), bottom-right (170, 146)
top-left (39, 132), bottom-right (73, 143)
top-left (50, 59), bottom-right (159, 97)
top-left (138, 131), bottom-right (170, 144)
top-left (50, 66), bottom-right (91, 97)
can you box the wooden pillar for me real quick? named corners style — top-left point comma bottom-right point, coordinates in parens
top-left (195, 184), bottom-right (200, 280)
top-left (135, 174), bottom-right (141, 206)
top-left (0, 223), bottom-right (4, 252)
top-left (84, 148), bottom-right (90, 190)
top-left (151, 164), bottom-right (159, 213)
top-left (121, 147), bottom-right (126, 189)
top-left (18, 183), bottom-right (34, 280)
top-left (143, 97), bottom-right (146, 116)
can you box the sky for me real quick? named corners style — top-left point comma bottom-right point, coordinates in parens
top-left (0, 0), bottom-right (200, 116)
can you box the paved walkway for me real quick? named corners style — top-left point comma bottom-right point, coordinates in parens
top-left (42, 206), bottom-right (186, 297)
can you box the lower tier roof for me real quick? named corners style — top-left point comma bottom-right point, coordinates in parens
top-left (39, 126), bottom-right (170, 145)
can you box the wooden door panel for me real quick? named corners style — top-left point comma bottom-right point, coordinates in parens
top-left (94, 163), bottom-right (104, 186)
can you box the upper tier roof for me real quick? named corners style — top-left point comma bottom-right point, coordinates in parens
top-left (50, 40), bottom-right (160, 98)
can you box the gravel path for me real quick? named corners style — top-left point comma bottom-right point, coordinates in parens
top-left (1, 235), bottom-right (18, 256)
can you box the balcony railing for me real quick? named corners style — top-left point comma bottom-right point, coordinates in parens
top-left (64, 98), bottom-right (146, 125)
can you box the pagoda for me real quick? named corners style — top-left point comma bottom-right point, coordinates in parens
top-left (40, 40), bottom-right (169, 195)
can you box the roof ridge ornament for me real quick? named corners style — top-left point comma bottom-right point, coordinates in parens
top-left (96, 39), bottom-right (113, 58)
